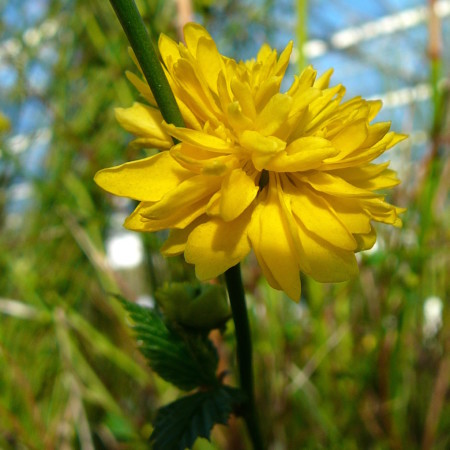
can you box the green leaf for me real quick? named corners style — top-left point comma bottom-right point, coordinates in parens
top-left (150, 387), bottom-right (246, 450)
top-left (119, 297), bottom-right (219, 391)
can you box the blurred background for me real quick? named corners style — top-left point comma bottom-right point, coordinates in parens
top-left (0, 0), bottom-right (448, 448)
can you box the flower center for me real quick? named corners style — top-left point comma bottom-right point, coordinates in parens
top-left (258, 170), bottom-right (269, 190)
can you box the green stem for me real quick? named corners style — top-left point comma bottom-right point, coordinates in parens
top-left (225, 264), bottom-right (264, 450)
top-left (109, 2), bottom-right (263, 446)
top-left (108, 0), bottom-right (185, 128)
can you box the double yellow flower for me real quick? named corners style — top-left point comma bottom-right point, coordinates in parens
top-left (95, 23), bottom-right (406, 300)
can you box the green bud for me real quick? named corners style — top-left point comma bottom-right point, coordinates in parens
top-left (155, 282), bottom-right (230, 330)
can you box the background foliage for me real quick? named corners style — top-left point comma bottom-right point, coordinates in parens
top-left (0, 0), bottom-right (448, 449)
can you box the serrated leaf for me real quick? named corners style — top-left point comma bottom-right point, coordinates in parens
top-left (150, 387), bottom-right (246, 450)
top-left (119, 297), bottom-right (219, 391)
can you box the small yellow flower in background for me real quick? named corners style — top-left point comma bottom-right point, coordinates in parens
top-left (95, 23), bottom-right (406, 301)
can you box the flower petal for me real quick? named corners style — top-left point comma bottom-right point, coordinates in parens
top-left (256, 93), bottom-right (292, 137)
top-left (115, 102), bottom-right (173, 148)
top-left (297, 171), bottom-right (378, 198)
top-left (172, 59), bottom-right (223, 123)
top-left (330, 119), bottom-right (368, 155)
top-left (354, 226), bottom-right (377, 251)
top-left (248, 180), bottom-right (301, 301)
top-left (158, 33), bottom-right (181, 71)
top-left (161, 217), bottom-right (207, 256)
top-left (170, 142), bottom-right (235, 175)
top-left (322, 196), bottom-right (372, 234)
top-left (163, 122), bottom-right (232, 151)
top-left (231, 77), bottom-right (257, 120)
top-left (94, 152), bottom-right (191, 202)
top-left (274, 41), bottom-right (293, 77)
top-left (141, 174), bottom-right (221, 219)
top-left (265, 137), bottom-right (338, 172)
top-left (197, 36), bottom-right (225, 94)
top-left (239, 130), bottom-right (286, 170)
top-left (184, 210), bottom-right (252, 280)
top-left (324, 162), bottom-right (401, 191)
top-left (129, 198), bottom-right (207, 231)
top-left (313, 68), bottom-right (333, 89)
top-left (183, 22), bottom-right (213, 55)
top-left (296, 220), bottom-right (359, 283)
top-left (220, 168), bottom-right (259, 221)
top-left (125, 71), bottom-right (156, 106)
top-left (287, 182), bottom-right (357, 251)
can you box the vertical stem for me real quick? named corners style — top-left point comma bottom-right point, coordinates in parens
top-left (108, 0), bottom-right (185, 128)
top-left (225, 264), bottom-right (264, 450)
top-left (296, 0), bottom-right (308, 71)
top-left (108, 2), bottom-right (263, 446)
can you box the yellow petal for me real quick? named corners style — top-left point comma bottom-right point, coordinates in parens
top-left (128, 137), bottom-right (175, 151)
top-left (115, 103), bottom-right (173, 148)
top-left (354, 226), bottom-right (377, 251)
top-left (163, 123), bottom-right (232, 151)
top-left (322, 132), bottom-right (407, 170)
top-left (307, 84), bottom-right (343, 121)
top-left (254, 76), bottom-right (282, 112)
top-left (274, 41), bottom-right (293, 77)
top-left (239, 130), bottom-right (286, 170)
top-left (287, 182), bottom-right (357, 251)
top-left (174, 94), bottom-right (203, 130)
top-left (332, 162), bottom-right (390, 182)
top-left (206, 191), bottom-right (221, 216)
top-left (121, 202), bottom-right (148, 232)
top-left (352, 169), bottom-right (400, 190)
top-left (248, 202), bottom-right (282, 291)
top-left (127, 47), bottom-right (143, 75)
top-left (330, 163), bottom-right (400, 191)
top-left (362, 122), bottom-right (391, 147)
top-left (94, 152), bottom-right (191, 202)
top-left (265, 137), bottom-right (338, 172)
top-left (220, 168), bottom-right (258, 221)
top-left (127, 198), bottom-right (207, 231)
top-left (331, 119), bottom-right (368, 155)
top-left (248, 181), bottom-right (301, 301)
top-left (297, 171), bottom-right (378, 198)
top-left (367, 100), bottom-right (382, 120)
top-left (256, 43), bottom-right (273, 62)
top-left (141, 174), bottom-right (221, 219)
top-left (361, 198), bottom-right (404, 226)
top-left (322, 196), bottom-right (372, 234)
top-left (227, 102), bottom-right (254, 133)
top-left (170, 142), bottom-right (234, 175)
top-left (231, 77), bottom-right (256, 120)
top-left (161, 217), bottom-right (206, 256)
top-left (184, 210), bottom-right (252, 280)
top-left (296, 221), bottom-right (359, 282)
top-left (255, 93), bottom-right (292, 137)
top-left (158, 33), bottom-right (181, 71)
top-left (183, 23), bottom-right (212, 55)
top-left (197, 36), bottom-right (224, 94)
top-left (314, 68), bottom-right (333, 90)
top-left (217, 71), bottom-right (233, 112)
top-left (125, 71), bottom-right (156, 106)
top-left (288, 66), bottom-right (317, 96)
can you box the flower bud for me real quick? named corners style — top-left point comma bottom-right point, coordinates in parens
top-left (156, 282), bottom-right (230, 330)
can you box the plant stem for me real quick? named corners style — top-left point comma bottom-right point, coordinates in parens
top-left (108, 0), bottom-right (185, 129)
top-left (225, 264), bottom-right (264, 450)
top-left (108, 3), bottom-right (263, 446)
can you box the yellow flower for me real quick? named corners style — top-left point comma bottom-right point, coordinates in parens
top-left (95, 23), bottom-right (406, 301)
